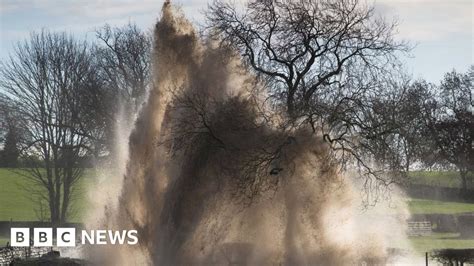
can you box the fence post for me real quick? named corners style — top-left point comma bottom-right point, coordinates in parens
top-left (425, 251), bottom-right (428, 266)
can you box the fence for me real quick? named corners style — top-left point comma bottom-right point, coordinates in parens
top-left (407, 221), bottom-right (432, 236)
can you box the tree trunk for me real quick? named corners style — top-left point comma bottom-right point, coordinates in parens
top-left (460, 169), bottom-right (468, 200)
top-left (61, 182), bottom-right (70, 224)
top-left (53, 157), bottom-right (62, 227)
top-left (406, 156), bottom-right (410, 172)
top-left (287, 95), bottom-right (296, 120)
top-left (460, 170), bottom-right (467, 189)
top-left (48, 187), bottom-right (56, 227)
top-left (61, 158), bottom-right (73, 224)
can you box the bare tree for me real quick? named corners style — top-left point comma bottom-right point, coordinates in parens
top-left (360, 79), bottom-right (434, 175)
top-left (0, 31), bottom-right (97, 226)
top-left (395, 81), bottom-right (433, 171)
top-left (90, 23), bottom-right (152, 158)
top-left (207, 0), bottom-right (409, 118)
top-left (95, 23), bottom-right (152, 114)
top-left (0, 97), bottom-right (22, 167)
top-left (424, 68), bottom-right (474, 192)
top-left (206, 0), bottom-right (411, 193)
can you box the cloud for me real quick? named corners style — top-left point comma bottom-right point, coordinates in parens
top-left (0, 0), bottom-right (29, 13)
top-left (1, 0), bottom-right (471, 82)
top-left (1, 0), bottom-right (201, 17)
top-left (376, 0), bottom-right (472, 41)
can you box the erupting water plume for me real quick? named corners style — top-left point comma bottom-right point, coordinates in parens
top-left (85, 2), bottom-right (414, 265)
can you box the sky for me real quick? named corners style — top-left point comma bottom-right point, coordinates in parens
top-left (0, 0), bottom-right (472, 84)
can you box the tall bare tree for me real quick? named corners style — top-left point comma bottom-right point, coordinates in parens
top-left (206, 0), bottom-right (411, 191)
top-left (207, 0), bottom-right (409, 117)
top-left (0, 31), bottom-right (97, 226)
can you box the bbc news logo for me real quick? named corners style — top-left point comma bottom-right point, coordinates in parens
top-left (11, 228), bottom-right (138, 247)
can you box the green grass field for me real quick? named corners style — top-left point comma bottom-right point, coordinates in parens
top-left (0, 168), bottom-right (93, 222)
top-left (402, 171), bottom-right (474, 252)
top-left (409, 233), bottom-right (474, 253)
top-left (0, 168), bottom-right (95, 246)
top-left (408, 171), bottom-right (473, 189)
top-left (2, 169), bottom-right (471, 221)
top-left (1, 169), bottom-right (474, 250)
top-left (408, 199), bottom-right (474, 214)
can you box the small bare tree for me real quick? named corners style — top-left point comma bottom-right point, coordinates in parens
top-left (92, 23), bottom-right (152, 157)
top-left (424, 68), bottom-right (474, 192)
top-left (95, 23), bottom-right (152, 113)
top-left (0, 97), bottom-right (23, 167)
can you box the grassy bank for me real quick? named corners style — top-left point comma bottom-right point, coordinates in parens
top-left (408, 199), bottom-right (474, 215)
top-left (408, 171), bottom-right (473, 189)
top-left (409, 232), bottom-right (474, 253)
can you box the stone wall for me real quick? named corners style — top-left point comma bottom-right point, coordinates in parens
top-left (0, 246), bottom-right (51, 265)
